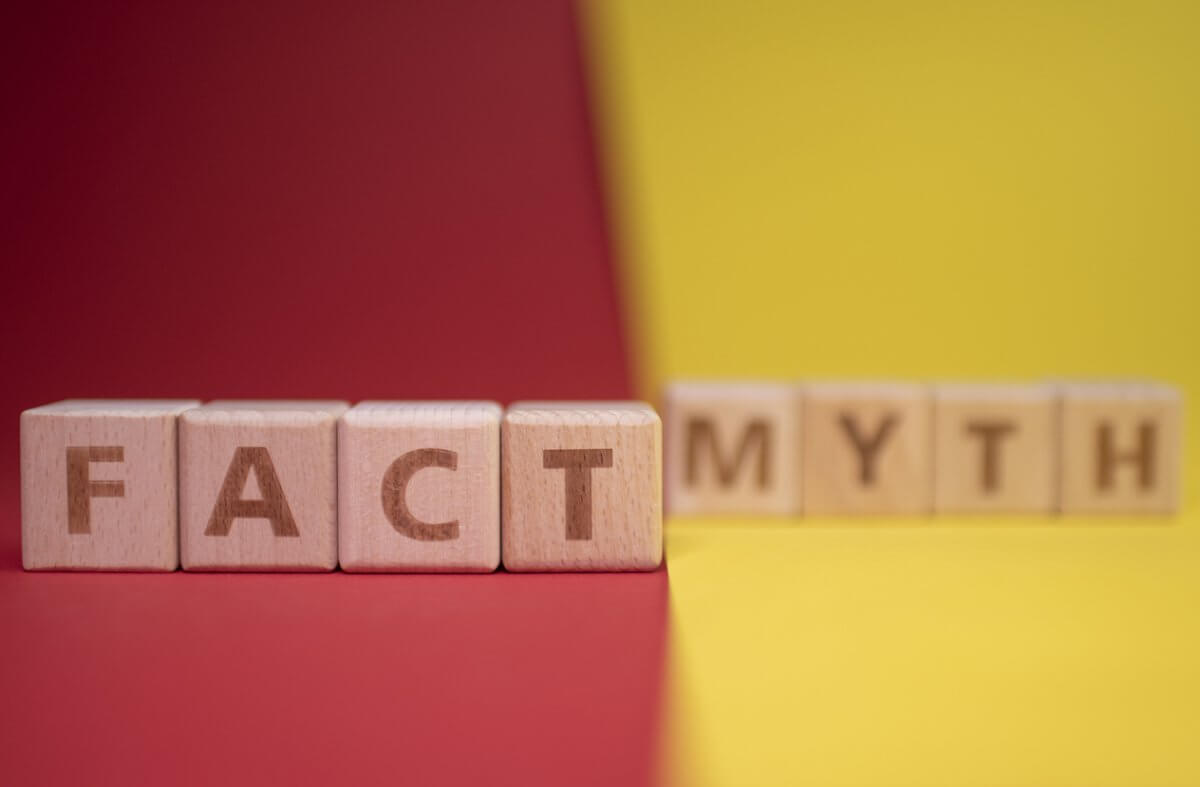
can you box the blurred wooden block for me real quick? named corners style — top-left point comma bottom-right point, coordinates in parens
top-left (180, 400), bottom-right (347, 571)
top-left (20, 399), bottom-right (199, 571)
top-left (933, 384), bottom-right (1056, 513)
top-left (802, 382), bottom-right (932, 514)
top-left (1059, 382), bottom-right (1181, 513)
top-left (664, 381), bottom-right (801, 515)
top-left (502, 402), bottom-right (662, 571)
top-left (338, 401), bottom-right (501, 572)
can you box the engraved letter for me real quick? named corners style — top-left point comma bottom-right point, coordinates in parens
top-left (838, 413), bottom-right (898, 485)
top-left (685, 418), bottom-right (771, 488)
top-left (381, 449), bottom-right (459, 541)
top-left (205, 447), bottom-right (299, 537)
top-left (543, 448), bottom-right (613, 540)
top-left (66, 446), bottom-right (125, 534)
top-left (1096, 422), bottom-right (1156, 491)
top-left (964, 421), bottom-right (1017, 493)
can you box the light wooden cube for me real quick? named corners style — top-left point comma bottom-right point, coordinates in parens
top-left (180, 400), bottom-right (347, 571)
top-left (664, 381), bottom-right (801, 515)
top-left (502, 402), bottom-right (662, 571)
top-left (20, 399), bottom-right (199, 571)
top-left (933, 383), bottom-right (1057, 513)
top-left (802, 382), bottom-right (932, 514)
top-left (1059, 382), bottom-right (1182, 513)
top-left (338, 401), bottom-right (501, 573)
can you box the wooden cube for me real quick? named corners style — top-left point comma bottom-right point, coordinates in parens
top-left (180, 400), bottom-right (347, 571)
top-left (1059, 382), bottom-right (1182, 513)
top-left (338, 401), bottom-right (501, 572)
top-left (502, 402), bottom-right (662, 571)
top-left (933, 383), bottom-right (1057, 513)
top-left (20, 399), bottom-right (199, 571)
top-left (802, 382), bottom-right (932, 514)
top-left (664, 381), bottom-right (801, 515)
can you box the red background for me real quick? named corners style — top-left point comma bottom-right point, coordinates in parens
top-left (1, 2), bottom-right (668, 784)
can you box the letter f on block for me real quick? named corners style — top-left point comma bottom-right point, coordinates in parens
top-left (66, 446), bottom-right (125, 534)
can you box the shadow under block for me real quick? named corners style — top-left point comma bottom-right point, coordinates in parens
top-left (20, 399), bottom-right (200, 571)
top-left (802, 382), bottom-right (932, 514)
top-left (338, 402), bottom-right (501, 573)
top-left (1059, 382), bottom-right (1182, 513)
top-left (501, 402), bottom-right (662, 572)
top-left (664, 381), bottom-right (801, 515)
top-left (933, 384), bottom-right (1057, 513)
top-left (179, 401), bottom-right (347, 571)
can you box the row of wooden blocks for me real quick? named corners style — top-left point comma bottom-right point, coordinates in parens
top-left (20, 401), bottom-right (662, 572)
top-left (664, 381), bottom-right (1182, 515)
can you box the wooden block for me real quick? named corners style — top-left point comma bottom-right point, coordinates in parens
top-left (663, 381), bottom-right (801, 515)
top-left (802, 382), bottom-right (932, 514)
top-left (502, 402), bottom-right (662, 571)
top-left (20, 399), bottom-right (199, 571)
top-left (1059, 382), bottom-right (1182, 513)
top-left (338, 401), bottom-right (501, 572)
top-left (933, 383), bottom-right (1056, 513)
top-left (180, 400), bottom-right (347, 571)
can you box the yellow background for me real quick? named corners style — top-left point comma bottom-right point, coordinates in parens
top-left (584, 2), bottom-right (1200, 785)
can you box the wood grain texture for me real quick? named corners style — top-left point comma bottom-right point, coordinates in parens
top-left (502, 402), bottom-right (662, 572)
top-left (20, 399), bottom-right (199, 571)
top-left (1059, 382), bottom-right (1182, 513)
top-left (802, 382), bottom-right (932, 515)
top-left (933, 383), bottom-right (1057, 513)
top-left (180, 400), bottom-right (347, 571)
top-left (664, 381), bottom-right (801, 516)
top-left (338, 401), bottom-right (501, 572)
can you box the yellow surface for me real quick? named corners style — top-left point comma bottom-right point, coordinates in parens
top-left (583, 2), bottom-right (1200, 785)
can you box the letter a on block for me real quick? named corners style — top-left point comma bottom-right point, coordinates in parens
top-left (205, 447), bottom-right (300, 537)
top-left (502, 402), bottom-right (662, 571)
top-left (664, 382), bottom-right (801, 515)
top-left (180, 401), bottom-right (345, 571)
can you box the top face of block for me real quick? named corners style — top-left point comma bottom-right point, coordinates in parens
top-left (343, 401), bottom-right (502, 426)
top-left (932, 383), bottom-right (1056, 513)
top-left (802, 382), bottom-right (932, 514)
top-left (502, 402), bottom-right (662, 572)
top-left (505, 401), bottom-right (660, 424)
top-left (184, 400), bottom-right (349, 424)
top-left (1059, 382), bottom-right (1182, 513)
top-left (21, 399), bottom-right (200, 571)
top-left (24, 400), bottom-right (201, 417)
top-left (338, 401), bottom-right (502, 573)
top-left (663, 381), bottom-right (801, 516)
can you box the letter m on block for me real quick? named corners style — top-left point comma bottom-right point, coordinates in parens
top-left (685, 418), bottom-right (772, 489)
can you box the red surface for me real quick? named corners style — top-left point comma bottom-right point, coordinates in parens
top-left (0, 3), bottom-right (667, 785)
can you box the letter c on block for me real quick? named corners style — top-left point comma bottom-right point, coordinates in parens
top-left (381, 449), bottom-right (460, 541)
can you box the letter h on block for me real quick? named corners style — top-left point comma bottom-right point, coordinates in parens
top-left (502, 402), bottom-right (662, 572)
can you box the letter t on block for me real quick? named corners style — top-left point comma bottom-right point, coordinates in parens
top-left (502, 402), bottom-right (662, 572)
top-left (663, 382), bottom-right (802, 515)
top-left (1059, 382), bottom-right (1181, 514)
